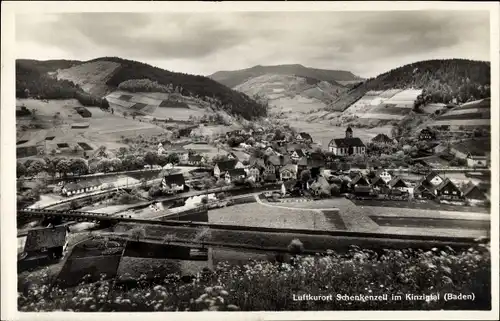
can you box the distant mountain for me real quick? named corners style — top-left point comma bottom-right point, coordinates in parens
top-left (210, 64), bottom-right (364, 88)
top-left (330, 59), bottom-right (491, 112)
top-left (16, 57), bottom-right (269, 120)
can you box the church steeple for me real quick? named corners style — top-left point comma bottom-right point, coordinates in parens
top-left (345, 126), bottom-right (353, 138)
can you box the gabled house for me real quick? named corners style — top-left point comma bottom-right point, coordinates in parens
top-left (279, 164), bottom-right (298, 181)
top-left (370, 175), bottom-right (389, 191)
top-left (246, 158), bottom-right (266, 181)
top-left (290, 149), bottom-right (306, 161)
top-left (295, 132), bottom-right (313, 144)
top-left (225, 168), bottom-right (246, 184)
top-left (19, 225), bottom-right (69, 261)
top-left (328, 127), bottom-right (366, 156)
top-left (228, 151), bottom-right (251, 163)
top-left (169, 148), bottom-right (189, 163)
top-left (61, 179), bottom-right (103, 197)
top-left (466, 153), bottom-right (488, 168)
top-left (435, 178), bottom-right (464, 201)
top-left (162, 174), bottom-right (186, 193)
top-left (425, 171), bottom-right (444, 187)
top-left (264, 146), bottom-right (278, 156)
top-left (188, 154), bottom-right (206, 166)
top-left (413, 178), bottom-right (437, 200)
top-left (388, 176), bottom-right (409, 191)
top-left (268, 155), bottom-right (290, 170)
top-left (350, 174), bottom-right (371, 187)
top-left (214, 159), bottom-right (244, 177)
top-left (461, 181), bottom-right (487, 203)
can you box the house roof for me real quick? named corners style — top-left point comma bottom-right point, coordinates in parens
top-left (188, 154), bottom-right (203, 162)
top-left (230, 151), bottom-right (251, 162)
top-left (216, 159), bottom-right (238, 171)
top-left (24, 225), bottom-right (68, 252)
top-left (414, 177), bottom-right (437, 194)
top-left (371, 133), bottom-right (394, 143)
top-left (292, 149), bottom-right (306, 157)
top-left (297, 132), bottom-right (313, 141)
top-left (249, 157), bottom-right (266, 169)
top-left (425, 171), bottom-right (443, 183)
top-left (268, 155), bottom-right (290, 166)
top-left (354, 186), bottom-right (372, 193)
top-left (297, 157), bottom-right (309, 166)
top-left (227, 168), bottom-right (246, 178)
top-left (263, 173), bottom-right (277, 181)
top-left (370, 175), bottom-right (387, 186)
top-left (163, 173), bottom-right (186, 186)
top-left (351, 174), bottom-right (370, 186)
top-left (328, 137), bottom-right (365, 148)
top-left (280, 164), bottom-right (298, 173)
top-left (388, 176), bottom-right (408, 188)
top-left (436, 178), bottom-right (459, 192)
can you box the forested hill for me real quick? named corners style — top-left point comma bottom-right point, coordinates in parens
top-left (88, 57), bottom-right (268, 119)
top-left (16, 57), bottom-right (269, 120)
top-left (210, 64), bottom-right (363, 88)
top-left (330, 59), bottom-right (491, 111)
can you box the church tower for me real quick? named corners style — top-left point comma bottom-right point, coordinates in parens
top-left (345, 126), bottom-right (353, 138)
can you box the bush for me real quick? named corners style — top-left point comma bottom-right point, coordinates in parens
top-left (17, 244), bottom-right (491, 311)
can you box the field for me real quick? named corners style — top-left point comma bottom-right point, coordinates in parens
top-left (208, 202), bottom-right (334, 230)
top-left (429, 98), bottom-right (491, 129)
top-left (56, 61), bottom-right (121, 96)
top-left (16, 98), bottom-right (167, 154)
top-left (106, 90), bottom-right (211, 121)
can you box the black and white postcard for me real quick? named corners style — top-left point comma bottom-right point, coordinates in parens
top-left (1, 1), bottom-right (498, 320)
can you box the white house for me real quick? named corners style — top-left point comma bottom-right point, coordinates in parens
top-left (61, 179), bottom-right (102, 197)
top-left (375, 169), bottom-right (392, 184)
top-left (425, 171), bottom-right (444, 187)
top-left (467, 154), bottom-right (488, 168)
top-left (328, 127), bottom-right (366, 156)
top-left (290, 149), bottom-right (306, 161)
top-left (161, 174), bottom-right (186, 193)
top-left (279, 164), bottom-right (298, 181)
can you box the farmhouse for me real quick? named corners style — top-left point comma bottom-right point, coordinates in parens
top-left (328, 127), bottom-right (366, 156)
top-left (413, 178), bottom-right (437, 200)
top-left (161, 174), bottom-right (186, 193)
top-left (461, 181), bottom-right (488, 204)
top-left (169, 148), bottom-right (189, 163)
top-left (225, 168), bottom-right (247, 184)
top-left (61, 179), bottom-right (103, 196)
top-left (213, 159), bottom-right (243, 177)
top-left (371, 133), bottom-right (394, 144)
top-left (388, 176), bottom-right (409, 192)
top-left (279, 164), bottom-right (298, 181)
top-left (19, 225), bottom-right (69, 261)
top-left (467, 154), bottom-right (488, 168)
top-left (435, 178), bottom-right (464, 201)
top-left (425, 171), bottom-right (444, 187)
top-left (295, 132), bottom-right (313, 144)
top-left (370, 175), bottom-right (388, 190)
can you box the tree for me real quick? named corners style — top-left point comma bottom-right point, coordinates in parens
top-left (330, 184), bottom-right (341, 196)
top-left (144, 151), bottom-right (158, 166)
top-left (300, 169), bottom-right (311, 183)
top-left (70, 158), bottom-right (88, 176)
top-left (129, 227), bottom-right (146, 242)
top-left (117, 147), bottom-right (128, 159)
top-left (27, 159), bottom-right (46, 177)
top-left (166, 153), bottom-right (180, 165)
top-left (216, 192), bottom-right (226, 200)
top-left (96, 159), bottom-right (111, 173)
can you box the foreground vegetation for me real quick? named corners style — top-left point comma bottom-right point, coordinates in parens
top-left (18, 244), bottom-right (490, 311)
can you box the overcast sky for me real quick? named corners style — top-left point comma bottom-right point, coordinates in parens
top-left (15, 11), bottom-right (490, 78)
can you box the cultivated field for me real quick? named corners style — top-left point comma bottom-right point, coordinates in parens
top-left (429, 98), bottom-right (491, 129)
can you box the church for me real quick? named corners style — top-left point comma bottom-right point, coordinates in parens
top-left (328, 127), bottom-right (366, 156)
